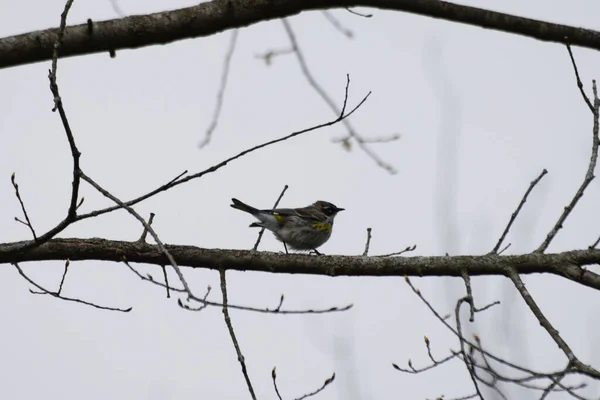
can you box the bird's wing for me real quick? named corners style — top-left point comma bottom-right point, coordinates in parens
top-left (267, 206), bottom-right (323, 221)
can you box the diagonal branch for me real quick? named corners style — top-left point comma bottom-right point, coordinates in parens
top-left (282, 18), bottom-right (397, 173)
top-left (4, 0), bottom-right (600, 70)
top-left (79, 171), bottom-right (194, 298)
top-left (219, 269), bottom-right (257, 400)
top-left (75, 75), bottom-right (369, 221)
top-left (199, 29), bottom-right (239, 148)
top-left (537, 81), bottom-right (600, 253)
top-left (491, 169), bottom-right (548, 254)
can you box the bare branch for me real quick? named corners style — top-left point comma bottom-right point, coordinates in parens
top-left (345, 8), bottom-right (373, 18)
top-left (219, 269), bottom-right (257, 400)
top-left (253, 184), bottom-right (289, 250)
top-left (137, 212), bottom-right (155, 243)
top-left (13, 262), bottom-right (131, 312)
top-left (362, 228), bottom-right (372, 256)
top-left (565, 42), bottom-right (596, 115)
top-left (373, 244), bottom-right (417, 257)
top-left (79, 171), bottom-right (194, 298)
top-left (455, 297), bottom-right (485, 399)
top-left (75, 76), bottom-right (369, 221)
top-left (6, 0), bottom-right (600, 70)
top-left (123, 260), bottom-right (353, 314)
top-left (322, 10), bottom-right (353, 38)
top-left (537, 81), bottom-right (600, 253)
top-left (57, 259), bottom-right (70, 295)
top-left (7, 0), bottom-right (82, 256)
top-left (491, 169), bottom-right (548, 254)
top-left (295, 372), bottom-right (335, 400)
top-left (507, 269), bottom-right (576, 365)
top-left (199, 29), bottom-right (239, 148)
top-left (460, 269), bottom-right (475, 322)
top-left (11, 173), bottom-right (37, 240)
top-left (272, 367), bottom-right (284, 400)
top-left (9, 238), bottom-right (600, 291)
top-left (281, 18), bottom-right (396, 173)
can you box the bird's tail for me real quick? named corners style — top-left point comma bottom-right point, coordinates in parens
top-left (230, 198), bottom-right (260, 215)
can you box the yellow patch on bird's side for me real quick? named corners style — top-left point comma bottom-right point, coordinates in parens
top-left (313, 221), bottom-right (332, 232)
top-left (274, 214), bottom-right (283, 221)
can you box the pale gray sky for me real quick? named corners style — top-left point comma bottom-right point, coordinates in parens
top-left (1, 0), bottom-right (600, 399)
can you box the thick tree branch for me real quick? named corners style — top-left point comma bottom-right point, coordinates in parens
top-left (2, 0), bottom-right (600, 70)
top-left (4, 238), bottom-right (600, 288)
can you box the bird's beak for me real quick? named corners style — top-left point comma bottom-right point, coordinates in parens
top-left (336, 207), bottom-right (345, 212)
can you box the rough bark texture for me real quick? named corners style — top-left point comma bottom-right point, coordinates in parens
top-left (2, 238), bottom-right (600, 288)
top-left (1, 0), bottom-right (599, 70)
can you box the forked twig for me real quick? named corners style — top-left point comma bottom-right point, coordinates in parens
top-left (76, 76), bottom-right (369, 222)
top-left (281, 18), bottom-right (397, 173)
top-left (11, 173), bottom-right (37, 240)
top-left (123, 260), bottom-right (353, 314)
top-left (14, 262), bottom-right (131, 312)
top-left (80, 171), bottom-right (193, 298)
top-left (537, 80), bottom-right (599, 253)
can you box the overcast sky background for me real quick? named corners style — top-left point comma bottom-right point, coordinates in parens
top-left (1, 0), bottom-right (600, 399)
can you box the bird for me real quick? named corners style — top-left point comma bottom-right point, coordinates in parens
top-left (230, 198), bottom-right (344, 254)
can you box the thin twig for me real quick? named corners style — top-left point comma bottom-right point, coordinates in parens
top-left (491, 169), bottom-right (548, 254)
top-left (345, 8), bottom-right (373, 18)
top-left (362, 227), bottom-right (372, 256)
top-left (272, 367), bottom-right (284, 400)
top-left (14, 262), bottom-right (131, 312)
top-left (295, 373), bottom-right (335, 400)
top-left (537, 81), bottom-right (600, 253)
top-left (219, 269), bottom-right (257, 400)
top-left (565, 42), bottom-right (596, 115)
top-left (138, 212), bottom-right (155, 243)
top-left (374, 244), bottom-right (417, 257)
top-left (281, 19), bottom-right (396, 173)
top-left (7, 0), bottom-right (81, 256)
top-left (460, 269), bottom-right (476, 322)
top-left (11, 173), bottom-right (37, 240)
top-left (161, 265), bottom-right (170, 298)
top-left (76, 76), bottom-right (368, 221)
top-left (79, 171), bottom-right (193, 298)
top-left (123, 260), bottom-right (352, 314)
top-left (57, 259), bottom-right (70, 295)
top-left (200, 29), bottom-right (238, 148)
top-left (455, 297), bottom-right (485, 399)
top-left (253, 184), bottom-right (289, 250)
top-left (322, 10), bottom-right (353, 38)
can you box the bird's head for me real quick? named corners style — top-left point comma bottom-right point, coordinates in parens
top-left (314, 201), bottom-right (345, 217)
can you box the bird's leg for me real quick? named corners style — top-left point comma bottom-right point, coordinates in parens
top-left (283, 242), bottom-right (289, 255)
top-left (311, 249), bottom-right (323, 256)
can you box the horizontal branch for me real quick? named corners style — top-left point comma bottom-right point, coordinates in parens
top-left (3, 238), bottom-right (600, 289)
top-left (2, 0), bottom-right (600, 69)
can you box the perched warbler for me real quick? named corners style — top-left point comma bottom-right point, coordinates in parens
top-left (230, 198), bottom-right (344, 254)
